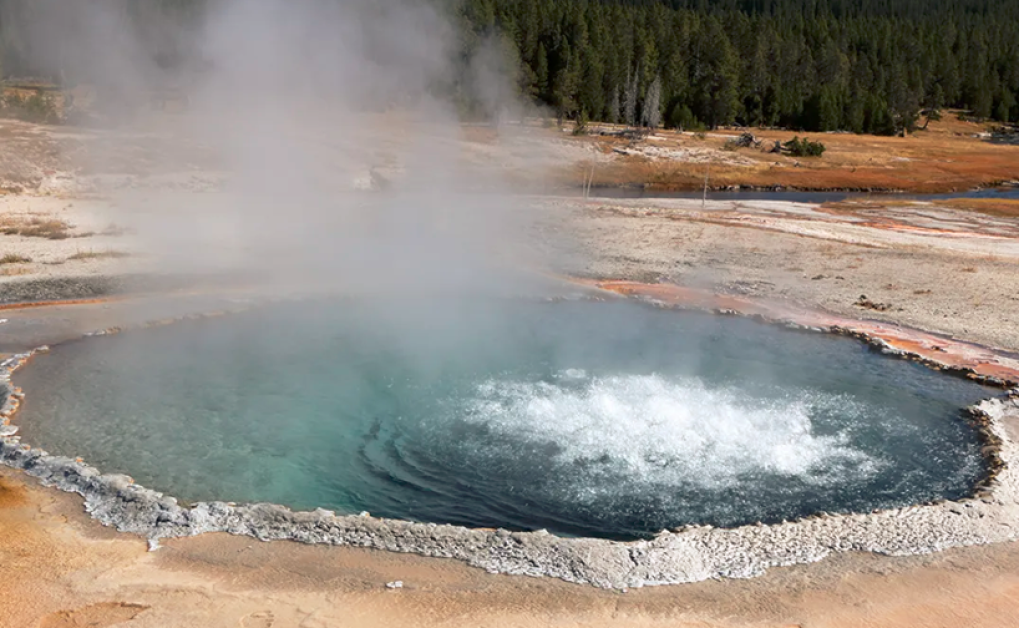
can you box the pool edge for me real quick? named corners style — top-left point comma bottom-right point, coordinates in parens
top-left (2, 285), bottom-right (1019, 589)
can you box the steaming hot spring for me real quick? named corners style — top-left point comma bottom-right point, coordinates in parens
top-left (15, 296), bottom-right (992, 540)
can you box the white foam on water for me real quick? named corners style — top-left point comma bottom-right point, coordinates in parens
top-left (464, 372), bottom-right (880, 491)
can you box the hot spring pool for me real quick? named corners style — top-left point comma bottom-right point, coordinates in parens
top-left (15, 298), bottom-right (994, 540)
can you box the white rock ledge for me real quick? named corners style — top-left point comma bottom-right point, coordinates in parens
top-left (3, 347), bottom-right (1019, 588)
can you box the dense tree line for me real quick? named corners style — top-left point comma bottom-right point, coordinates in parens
top-left (455, 0), bottom-right (1019, 133)
top-left (3, 0), bottom-right (1019, 135)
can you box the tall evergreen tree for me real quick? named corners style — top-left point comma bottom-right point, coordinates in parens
top-left (689, 17), bottom-right (740, 128)
top-left (6, 0), bottom-right (1019, 133)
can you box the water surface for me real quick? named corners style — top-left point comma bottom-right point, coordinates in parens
top-left (17, 298), bottom-right (993, 539)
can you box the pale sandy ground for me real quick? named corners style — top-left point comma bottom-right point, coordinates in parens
top-left (4, 117), bottom-right (1019, 626)
top-left (3, 194), bottom-right (1019, 627)
top-left (6, 464), bottom-right (1019, 628)
top-left (547, 197), bottom-right (1019, 351)
top-left (0, 195), bottom-right (138, 278)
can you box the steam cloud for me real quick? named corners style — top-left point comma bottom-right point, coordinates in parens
top-left (7, 0), bottom-right (557, 292)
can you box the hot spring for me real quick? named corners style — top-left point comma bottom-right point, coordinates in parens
top-left (14, 298), bottom-right (994, 540)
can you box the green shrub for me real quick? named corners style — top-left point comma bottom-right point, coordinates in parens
top-left (572, 111), bottom-right (589, 136)
top-left (25, 93), bottom-right (56, 121)
top-left (1, 90), bottom-right (60, 124)
top-left (783, 136), bottom-right (826, 157)
top-left (668, 103), bottom-right (705, 132)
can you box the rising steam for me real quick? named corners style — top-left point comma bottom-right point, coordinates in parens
top-left (7, 0), bottom-right (555, 291)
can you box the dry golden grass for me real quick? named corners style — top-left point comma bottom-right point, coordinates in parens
top-left (0, 215), bottom-right (74, 239)
top-left (0, 253), bottom-right (31, 265)
top-left (819, 197), bottom-right (1019, 220)
top-left (819, 199), bottom-right (920, 213)
top-left (97, 223), bottom-right (130, 237)
top-left (0, 265), bottom-right (32, 276)
top-left (941, 198), bottom-right (1019, 218)
top-left (65, 249), bottom-right (129, 261)
top-left (559, 113), bottom-right (1019, 194)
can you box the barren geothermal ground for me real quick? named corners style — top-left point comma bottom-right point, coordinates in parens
top-left (3, 116), bottom-right (1019, 627)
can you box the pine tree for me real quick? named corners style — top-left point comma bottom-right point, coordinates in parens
top-left (551, 40), bottom-right (579, 124)
top-left (9, 0), bottom-right (1019, 132)
top-left (534, 42), bottom-right (549, 100)
top-left (690, 17), bottom-right (740, 128)
top-left (609, 85), bottom-right (621, 124)
top-left (818, 86), bottom-right (842, 131)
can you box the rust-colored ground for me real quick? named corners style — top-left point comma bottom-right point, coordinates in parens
top-left (941, 198), bottom-right (1019, 218)
top-left (821, 198), bottom-right (1019, 220)
top-left (580, 279), bottom-right (1019, 386)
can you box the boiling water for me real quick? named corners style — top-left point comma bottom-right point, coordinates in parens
top-left (16, 299), bottom-right (992, 539)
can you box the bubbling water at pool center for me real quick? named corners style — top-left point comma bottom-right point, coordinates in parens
top-left (15, 298), bottom-right (993, 540)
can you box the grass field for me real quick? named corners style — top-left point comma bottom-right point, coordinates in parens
top-left (553, 113), bottom-right (1019, 193)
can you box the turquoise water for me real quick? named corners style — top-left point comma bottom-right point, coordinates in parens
top-left (16, 298), bottom-right (993, 539)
